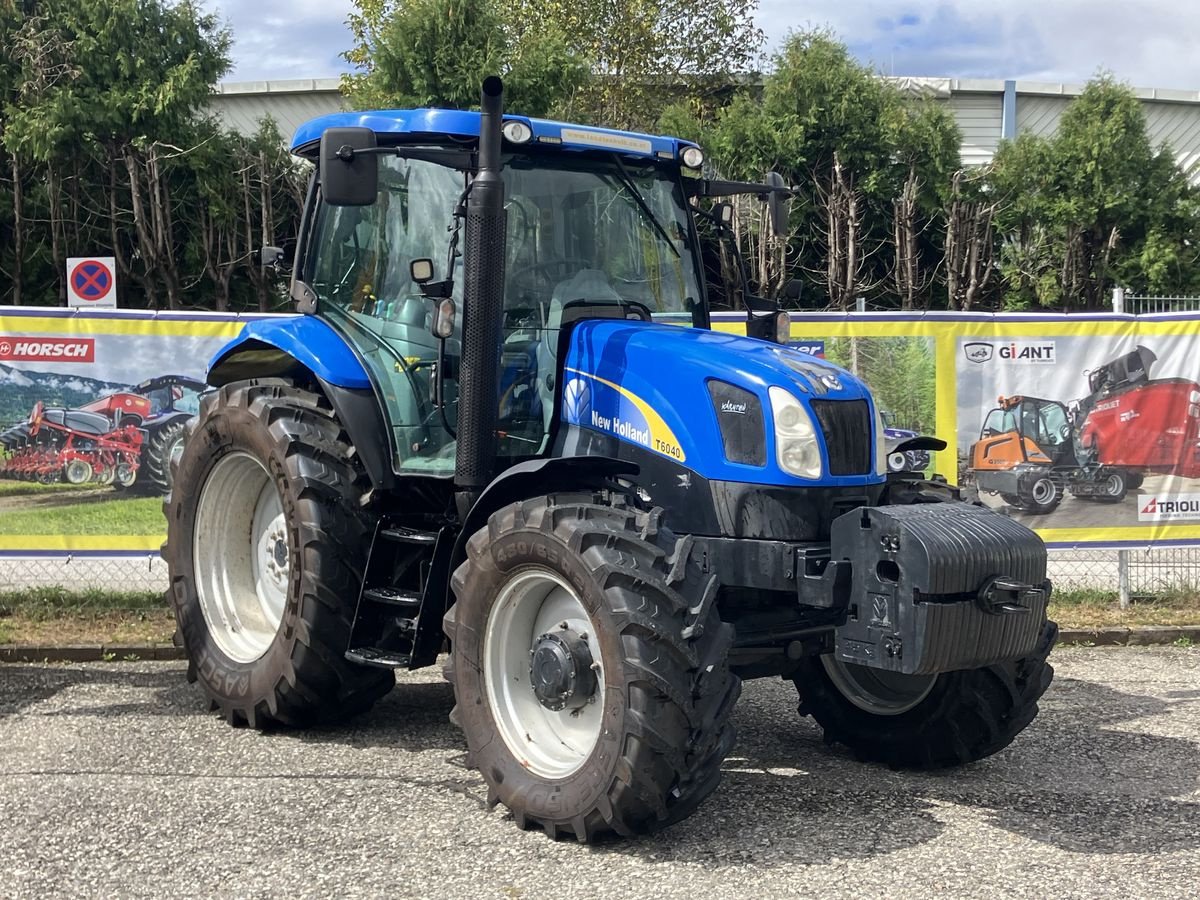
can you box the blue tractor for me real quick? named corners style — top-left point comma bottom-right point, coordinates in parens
top-left (165, 79), bottom-right (1056, 841)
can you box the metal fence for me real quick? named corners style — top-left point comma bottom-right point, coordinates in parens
top-left (2, 547), bottom-right (1199, 612)
top-left (1126, 293), bottom-right (1200, 315)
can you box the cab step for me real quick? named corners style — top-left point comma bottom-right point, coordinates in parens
top-left (362, 586), bottom-right (422, 609)
top-left (380, 526), bottom-right (438, 545)
top-left (345, 647), bottom-right (411, 669)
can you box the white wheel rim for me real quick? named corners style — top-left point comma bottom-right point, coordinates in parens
top-left (1105, 474), bottom-right (1123, 495)
top-left (193, 451), bottom-right (289, 664)
top-left (483, 568), bottom-right (605, 779)
top-left (821, 655), bottom-right (937, 716)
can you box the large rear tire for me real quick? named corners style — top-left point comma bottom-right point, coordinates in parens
top-left (164, 379), bottom-right (393, 728)
top-left (445, 494), bottom-right (740, 841)
top-left (140, 419), bottom-right (188, 494)
top-left (793, 621), bottom-right (1057, 769)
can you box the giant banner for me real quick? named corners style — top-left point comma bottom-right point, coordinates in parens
top-left (721, 310), bottom-right (1200, 549)
top-left (4, 307), bottom-right (1200, 554)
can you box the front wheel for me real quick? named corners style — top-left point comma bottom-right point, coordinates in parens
top-left (164, 379), bottom-right (393, 727)
top-left (1021, 474), bottom-right (1062, 513)
top-left (793, 621), bottom-right (1057, 768)
top-left (445, 494), bottom-right (740, 841)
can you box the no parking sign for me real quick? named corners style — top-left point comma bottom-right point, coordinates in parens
top-left (66, 257), bottom-right (118, 308)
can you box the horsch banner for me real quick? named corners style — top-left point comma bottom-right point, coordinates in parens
top-left (3, 307), bottom-right (1200, 554)
top-left (0, 309), bottom-right (256, 554)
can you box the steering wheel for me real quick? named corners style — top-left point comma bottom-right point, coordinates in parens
top-left (508, 258), bottom-right (593, 295)
top-left (1058, 423), bottom-right (1072, 440)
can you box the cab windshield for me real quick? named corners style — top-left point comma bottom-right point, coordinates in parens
top-left (306, 149), bottom-right (703, 476)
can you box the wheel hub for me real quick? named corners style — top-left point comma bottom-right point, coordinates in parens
top-left (530, 628), bottom-right (597, 711)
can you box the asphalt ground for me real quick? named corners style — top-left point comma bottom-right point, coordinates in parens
top-left (2, 647), bottom-right (1199, 899)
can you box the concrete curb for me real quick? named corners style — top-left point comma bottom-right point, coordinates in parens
top-left (2, 627), bottom-right (1198, 662)
top-left (0, 644), bottom-right (187, 663)
top-left (1057, 625), bottom-right (1200, 646)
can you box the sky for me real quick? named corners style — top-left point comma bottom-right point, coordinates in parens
top-left (200, 1), bottom-right (1200, 92)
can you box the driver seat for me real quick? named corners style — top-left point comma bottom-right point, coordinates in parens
top-left (535, 269), bottom-right (633, 430)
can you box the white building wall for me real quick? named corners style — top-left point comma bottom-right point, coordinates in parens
top-left (212, 76), bottom-right (1200, 179)
top-left (209, 79), bottom-right (346, 143)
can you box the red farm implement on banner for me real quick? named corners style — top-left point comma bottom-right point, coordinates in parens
top-left (0, 398), bottom-right (144, 486)
top-left (1077, 347), bottom-right (1200, 479)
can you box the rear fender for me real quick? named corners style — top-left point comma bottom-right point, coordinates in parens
top-left (207, 317), bottom-right (393, 488)
top-left (207, 317), bottom-right (371, 390)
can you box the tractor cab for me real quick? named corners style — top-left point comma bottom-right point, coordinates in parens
top-left (976, 395), bottom-right (1077, 468)
top-left (297, 123), bottom-right (708, 476)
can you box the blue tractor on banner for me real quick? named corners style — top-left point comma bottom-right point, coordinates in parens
top-left (164, 78), bottom-right (1056, 842)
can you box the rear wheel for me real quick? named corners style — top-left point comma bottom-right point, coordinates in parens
top-left (141, 420), bottom-right (188, 494)
top-left (1095, 469), bottom-right (1128, 503)
top-left (445, 494), bottom-right (740, 841)
top-left (794, 621), bottom-right (1057, 768)
top-left (164, 379), bottom-right (393, 727)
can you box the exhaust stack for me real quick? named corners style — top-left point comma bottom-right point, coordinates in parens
top-left (454, 76), bottom-right (508, 503)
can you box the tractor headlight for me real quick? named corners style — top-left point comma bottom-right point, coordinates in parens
top-left (875, 405), bottom-right (888, 476)
top-left (769, 387), bottom-right (822, 479)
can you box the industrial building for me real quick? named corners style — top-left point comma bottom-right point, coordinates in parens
top-left (209, 76), bottom-right (1200, 176)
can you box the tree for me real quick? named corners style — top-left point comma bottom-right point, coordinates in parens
top-left (0, 1), bottom-right (305, 310)
top-left (506, 0), bottom-right (763, 129)
top-left (698, 31), bottom-right (961, 310)
top-left (2, 0), bottom-right (231, 308)
top-left (342, 0), bottom-right (588, 116)
top-left (345, 0), bottom-right (762, 129)
top-left (990, 75), bottom-right (1200, 309)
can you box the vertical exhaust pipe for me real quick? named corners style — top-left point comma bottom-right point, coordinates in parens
top-left (455, 76), bottom-right (507, 505)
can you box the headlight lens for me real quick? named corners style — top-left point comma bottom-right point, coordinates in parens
top-left (874, 405), bottom-right (888, 475)
top-left (769, 387), bottom-right (822, 479)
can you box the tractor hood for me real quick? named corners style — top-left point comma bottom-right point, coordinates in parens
top-left (561, 320), bottom-right (884, 487)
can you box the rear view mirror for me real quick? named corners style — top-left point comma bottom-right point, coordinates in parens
top-left (764, 171), bottom-right (788, 238)
top-left (259, 245), bottom-right (288, 279)
top-left (320, 127), bottom-right (378, 206)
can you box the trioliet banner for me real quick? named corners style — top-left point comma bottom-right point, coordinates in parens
top-left (3, 307), bottom-right (1200, 554)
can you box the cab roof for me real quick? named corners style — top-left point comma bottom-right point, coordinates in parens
top-left (290, 108), bottom-right (698, 163)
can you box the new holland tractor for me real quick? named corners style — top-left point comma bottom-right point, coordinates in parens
top-left (165, 78), bottom-right (1057, 842)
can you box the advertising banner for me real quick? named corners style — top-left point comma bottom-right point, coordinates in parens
top-left (0, 309), bottom-right (256, 554)
top-left (716, 310), bottom-right (1200, 549)
top-left (4, 306), bottom-right (1200, 555)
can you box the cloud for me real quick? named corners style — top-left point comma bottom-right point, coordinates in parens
top-left (757, 0), bottom-right (1200, 90)
top-left (201, 0), bottom-right (354, 81)
top-left (207, 1), bottom-right (1200, 92)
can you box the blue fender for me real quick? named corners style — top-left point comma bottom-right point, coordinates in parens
top-left (207, 316), bottom-right (371, 390)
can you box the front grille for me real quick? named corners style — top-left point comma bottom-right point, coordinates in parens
top-left (810, 400), bottom-right (872, 475)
